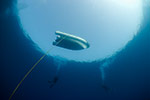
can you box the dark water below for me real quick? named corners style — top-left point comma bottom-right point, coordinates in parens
top-left (0, 0), bottom-right (150, 100)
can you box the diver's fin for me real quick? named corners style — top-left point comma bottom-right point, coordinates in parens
top-left (48, 80), bottom-right (52, 83)
top-left (49, 84), bottom-right (55, 88)
top-left (48, 80), bottom-right (55, 88)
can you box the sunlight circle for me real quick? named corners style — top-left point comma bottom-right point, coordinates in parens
top-left (18, 0), bottom-right (143, 62)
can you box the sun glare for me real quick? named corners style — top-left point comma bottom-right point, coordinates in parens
top-left (111, 0), bottom-right (142, 8)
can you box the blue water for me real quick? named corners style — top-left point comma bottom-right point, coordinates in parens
top-left (0, 0), bottom-right (150, 100)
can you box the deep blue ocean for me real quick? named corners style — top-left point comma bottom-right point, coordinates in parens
top-left (0, 0), bottom-right (150, 100)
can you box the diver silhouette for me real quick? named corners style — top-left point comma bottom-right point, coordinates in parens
top-left (48, 76), bottom-right (59, 88)
top-left (101, 84), bottom-right (111, 93)
top-left (48, 58), bottom-right (66, 88)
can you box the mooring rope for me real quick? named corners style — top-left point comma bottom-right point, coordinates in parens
top-left (9, 36), bottom-right (66, 100)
